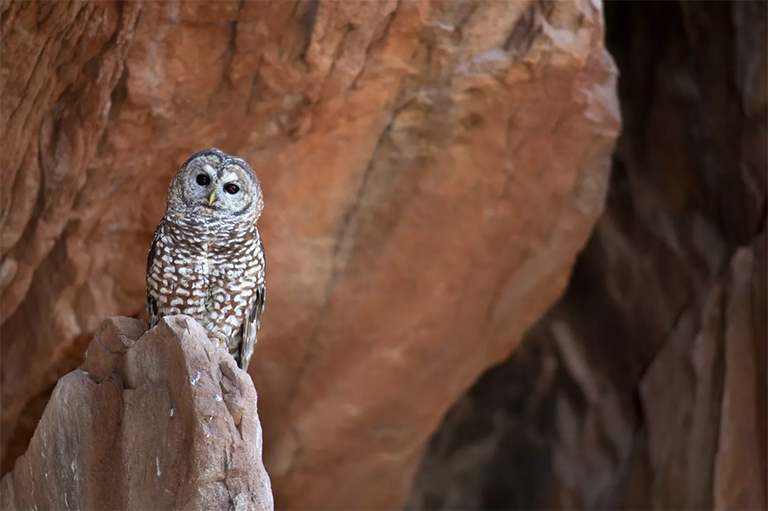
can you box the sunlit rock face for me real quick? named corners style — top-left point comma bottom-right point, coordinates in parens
top-left (0, 1), bottom-right (619, 508)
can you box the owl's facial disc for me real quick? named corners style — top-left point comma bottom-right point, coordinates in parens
top-left (171, 150), bottom-right (262, 219)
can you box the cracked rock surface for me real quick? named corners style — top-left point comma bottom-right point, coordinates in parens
top-left (0, 316), bottom-right (274, 511)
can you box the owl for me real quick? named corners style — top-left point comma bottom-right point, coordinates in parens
top-left (146, 148), bottom-right (265, 372)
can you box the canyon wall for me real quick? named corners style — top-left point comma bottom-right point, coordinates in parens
top-left (407, 2), bottom-right (767, 508)
top-left (1, 1), bottom-right (619, 508)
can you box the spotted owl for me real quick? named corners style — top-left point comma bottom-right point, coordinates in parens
top-left (146, 148), bottom-right (265, 372)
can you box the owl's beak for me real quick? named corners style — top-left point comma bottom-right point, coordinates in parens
top-left (208, 191), bottom-right (218, 205)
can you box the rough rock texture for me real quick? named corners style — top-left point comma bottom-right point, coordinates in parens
top-left (642, 233), bottom-right (766, 510)
top-left (407, 1), bottom-right (767, 509)
top-left (0, 315), bottom-right (274, 511)
top-left (0, 1), bottom-right (619, 508)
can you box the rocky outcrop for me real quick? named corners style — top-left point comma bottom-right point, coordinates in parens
top-left (641, 233), bottom-right (766, 509)
top-left (408, 232), bottom-right (766, 510)
top-left (0, 315), bottom-right (273, 511)
top-left (407, 2), bottom-right (766, 509)
top-left (0, 1), bottom-right (619, 507)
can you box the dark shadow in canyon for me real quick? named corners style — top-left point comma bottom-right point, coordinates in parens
top-left (407, 2), bottom-right (767, 508)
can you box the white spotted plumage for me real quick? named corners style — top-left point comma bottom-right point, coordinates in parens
top-left (146, 148), bottom-right (265, 371)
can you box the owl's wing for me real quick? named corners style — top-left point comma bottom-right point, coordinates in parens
top-left (146, 221), bottom-right (163, 328)
top-left (237, 238), bottom-right (265, 372)
top-left (238, 282), bottom-right (265, 372)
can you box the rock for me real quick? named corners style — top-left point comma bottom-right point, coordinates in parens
top-left (0, 1), bottom-right (619, 507)
top-left (0, 316), bottom-right (274, 511)
top-left (407, 1), bottom-right (766, 509)
top-left (712, 234), bottom-right (767, 510)
top-left (639, 285), bottom-right (726, 510)
top-left (641, 230), bottom-right (767, 510)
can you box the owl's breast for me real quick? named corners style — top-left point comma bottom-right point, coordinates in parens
top-left (148, 230), bottom-right (211, 318)
top-left (148, 219), bottom-right (262, 349)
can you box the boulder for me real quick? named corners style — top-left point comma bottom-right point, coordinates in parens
top-left (0, 316), bottom-right (273, 511)
top-left (0, 1), bottom-right (619, 507)
top-left (407, 2), bottom-right (767, 508)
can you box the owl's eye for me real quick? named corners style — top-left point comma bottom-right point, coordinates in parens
top-left (224, 183), bottom-right (240, 194)
top-left (196, 174), bottom-right (211, 186)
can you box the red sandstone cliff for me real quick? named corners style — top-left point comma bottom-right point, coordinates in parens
top-left (1, 1), bottom-right (619, 508)
top-left (3, 1), bottom-right (764, 510)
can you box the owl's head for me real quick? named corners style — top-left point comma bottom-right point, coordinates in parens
top-left (166, 148), bottom-right (264, 221)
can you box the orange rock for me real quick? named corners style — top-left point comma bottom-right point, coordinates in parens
top-left (0, 1), bottom-right (619, 508)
